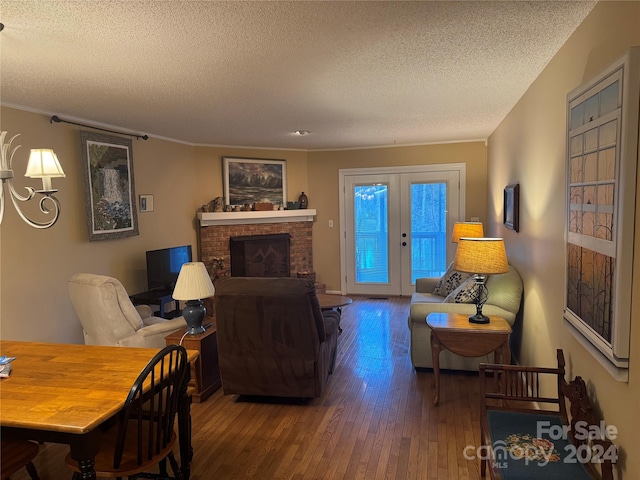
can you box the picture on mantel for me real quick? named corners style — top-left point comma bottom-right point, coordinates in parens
top-left (223, 157), bottom-right (287, 208)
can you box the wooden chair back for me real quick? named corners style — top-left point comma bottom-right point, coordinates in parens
top-left (480, 348), bottom-right (566, 416)
top-left (113, 344), bottom-right (189, 470)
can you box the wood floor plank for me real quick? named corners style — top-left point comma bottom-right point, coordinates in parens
top-left (10, 295), bottom-right (486, 480)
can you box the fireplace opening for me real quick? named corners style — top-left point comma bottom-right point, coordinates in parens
top-left (230, 233), bottom-right (291, 277)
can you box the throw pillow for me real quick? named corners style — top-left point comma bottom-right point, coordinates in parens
top-left (443, 276), bottom-right (487, 304)
top-left (433, 263), bottom-right (472, 297)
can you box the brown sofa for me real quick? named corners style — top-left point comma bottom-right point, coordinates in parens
top-left (214, 277), bottom-right (339, 398)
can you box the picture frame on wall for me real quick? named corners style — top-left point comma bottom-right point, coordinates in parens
top-left (80, 131), bottom-right (139, 241)
top-left (503, 183), bottom-right (520, 232)
top-left (222, 157), bottom-right (287, 208)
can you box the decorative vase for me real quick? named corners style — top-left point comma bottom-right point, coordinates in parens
top-left (298, 191), bottom-right (309, 209)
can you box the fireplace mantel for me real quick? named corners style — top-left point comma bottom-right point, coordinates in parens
top-left (198, 209), bottom-right (317, 226)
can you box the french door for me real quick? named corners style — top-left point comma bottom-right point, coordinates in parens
top-left (340, 164), bottom-right (464, 296)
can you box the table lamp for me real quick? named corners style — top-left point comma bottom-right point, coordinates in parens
top-left (451, 222), bottom-right (484, 243)
top-left (453, 238), bottom-right (509, 324)
top-left (172, 262), bottom-right (216, 334)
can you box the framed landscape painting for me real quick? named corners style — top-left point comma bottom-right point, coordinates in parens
top-left (80, 131), bottom-right (139, 241)
top-left (222, 157), bottom-right (287, 208)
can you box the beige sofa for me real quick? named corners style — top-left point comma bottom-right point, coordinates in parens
top-left (408, 265), bottom-right (523, 370)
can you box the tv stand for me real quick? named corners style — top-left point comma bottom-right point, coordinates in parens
top-left (130, 287), bottom-right (181, 319)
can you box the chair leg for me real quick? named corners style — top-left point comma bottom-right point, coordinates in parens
top-left (26, 461), bottom-right (40, 480)
top-left (168, 452), bottom-right (184, 480)
top-left (159, 458), bottom-right (168, 476)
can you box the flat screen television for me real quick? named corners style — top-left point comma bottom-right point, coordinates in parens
top-left (146, 245), bottom-right (193, 291)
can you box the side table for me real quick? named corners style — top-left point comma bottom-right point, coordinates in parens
top-left (166, 321), bottom-right (221, 403)
top-left (427, 312), bottom-right (511, 406)
top-left (130, 288), bottom-right (180, 319)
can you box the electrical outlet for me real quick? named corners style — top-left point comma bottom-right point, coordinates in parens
top-left (471, 217), bottom-right (480, 222)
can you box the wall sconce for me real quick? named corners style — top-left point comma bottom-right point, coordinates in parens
top-left (0, 131), bottom-right (65, 229)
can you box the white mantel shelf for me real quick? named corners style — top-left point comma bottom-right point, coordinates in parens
top-left (198, 209), bottom-right (317, 226)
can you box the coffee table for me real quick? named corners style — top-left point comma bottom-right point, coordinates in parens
top-left (317, 293), bottom-right (352, 311)
top-left (427, 312), bottom-right (511, 406)
top-left (317, 294), bottom-right (352, 334)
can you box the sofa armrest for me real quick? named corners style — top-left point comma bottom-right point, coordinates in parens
top-left (136, 304), bottom-right (154, 319)
top-left (142, 315), bottom-right (174, 326)
top-left (138, 317), bottom-right (187, 335)
top-left (118, 317), bottom-right (187, 348)
top-left (415, 277), bottom-right (439, 293)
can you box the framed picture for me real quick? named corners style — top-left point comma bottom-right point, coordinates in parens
top-left (503, 183), bottom-right (520, 232)
top-left (222, 157), bottom-right (287, 207)
top-left (139, 194), bottom-right (154, 212)
top-left (80, 131), bottom-right (139, 241)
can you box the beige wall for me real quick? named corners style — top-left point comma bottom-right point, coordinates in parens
top-left (0, 107), bottom-right (486, 341)
top-left (308, 142), bottom-right (487, 290)
top-left (0, 107), bottom-right (310, 343)
top-left (487, 2), bottom-right (640, 478)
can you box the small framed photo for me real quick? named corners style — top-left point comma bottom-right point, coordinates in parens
top-left (139, 194), bottom-right (154, 213)
top-left (503, 184), bottom-right (520, 232)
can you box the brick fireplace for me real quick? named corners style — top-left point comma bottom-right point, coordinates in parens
top-left (198, 214), bottom-right (314, 279)
top-left (229, 233), bottom-right (291, 277)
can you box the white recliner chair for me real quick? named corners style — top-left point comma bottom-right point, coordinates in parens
top-left (68, 273), bottom-right (186, 348)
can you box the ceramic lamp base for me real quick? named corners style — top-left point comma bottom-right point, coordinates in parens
top-left (183, 299), bottom-right (206, 335)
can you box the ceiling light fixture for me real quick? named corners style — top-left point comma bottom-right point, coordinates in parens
top-left (293, 130), bottom-right (310, 136)
top-left (0, 131), bottom-right (66, 229)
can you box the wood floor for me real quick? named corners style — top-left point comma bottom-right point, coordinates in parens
top-left (11, 296), bottom-right (486, 480)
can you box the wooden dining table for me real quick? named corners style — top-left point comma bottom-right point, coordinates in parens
top-left (0, 340), bottom-right (199, 480)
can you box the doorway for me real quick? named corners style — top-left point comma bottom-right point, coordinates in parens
top-left (339, 164), bottom-right (465, 296)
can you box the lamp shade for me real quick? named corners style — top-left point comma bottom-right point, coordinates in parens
top-left (451, 222), bottom-right (484, 243)
top-left (25, 149), bottom-right (65, 178)
top-left (172, 262), bottom-right (215, 300)
top-left (453, 238), bottom-right (509, 275)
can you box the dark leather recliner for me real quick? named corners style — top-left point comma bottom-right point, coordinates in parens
top-left (214, 277), bottom-right (339, 398)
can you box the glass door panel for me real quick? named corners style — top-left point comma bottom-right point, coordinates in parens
top-left (410, 182), bottom-right (447, 283)
top-left (354, 184), bottom-right (389, 283)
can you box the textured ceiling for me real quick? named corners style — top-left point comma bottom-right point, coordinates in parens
top-left (0, 1), bottom-right (595, 150)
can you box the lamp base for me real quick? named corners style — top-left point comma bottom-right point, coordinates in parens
top-left (468, 313), bottom-right (490, 324)
top-left (183, 299), bottom-right (206, 335)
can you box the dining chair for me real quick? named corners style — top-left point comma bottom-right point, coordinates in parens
top-left (0, 439), bottom-right (40, 480)
top-left (64, 344), bottom-right (189, 480)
